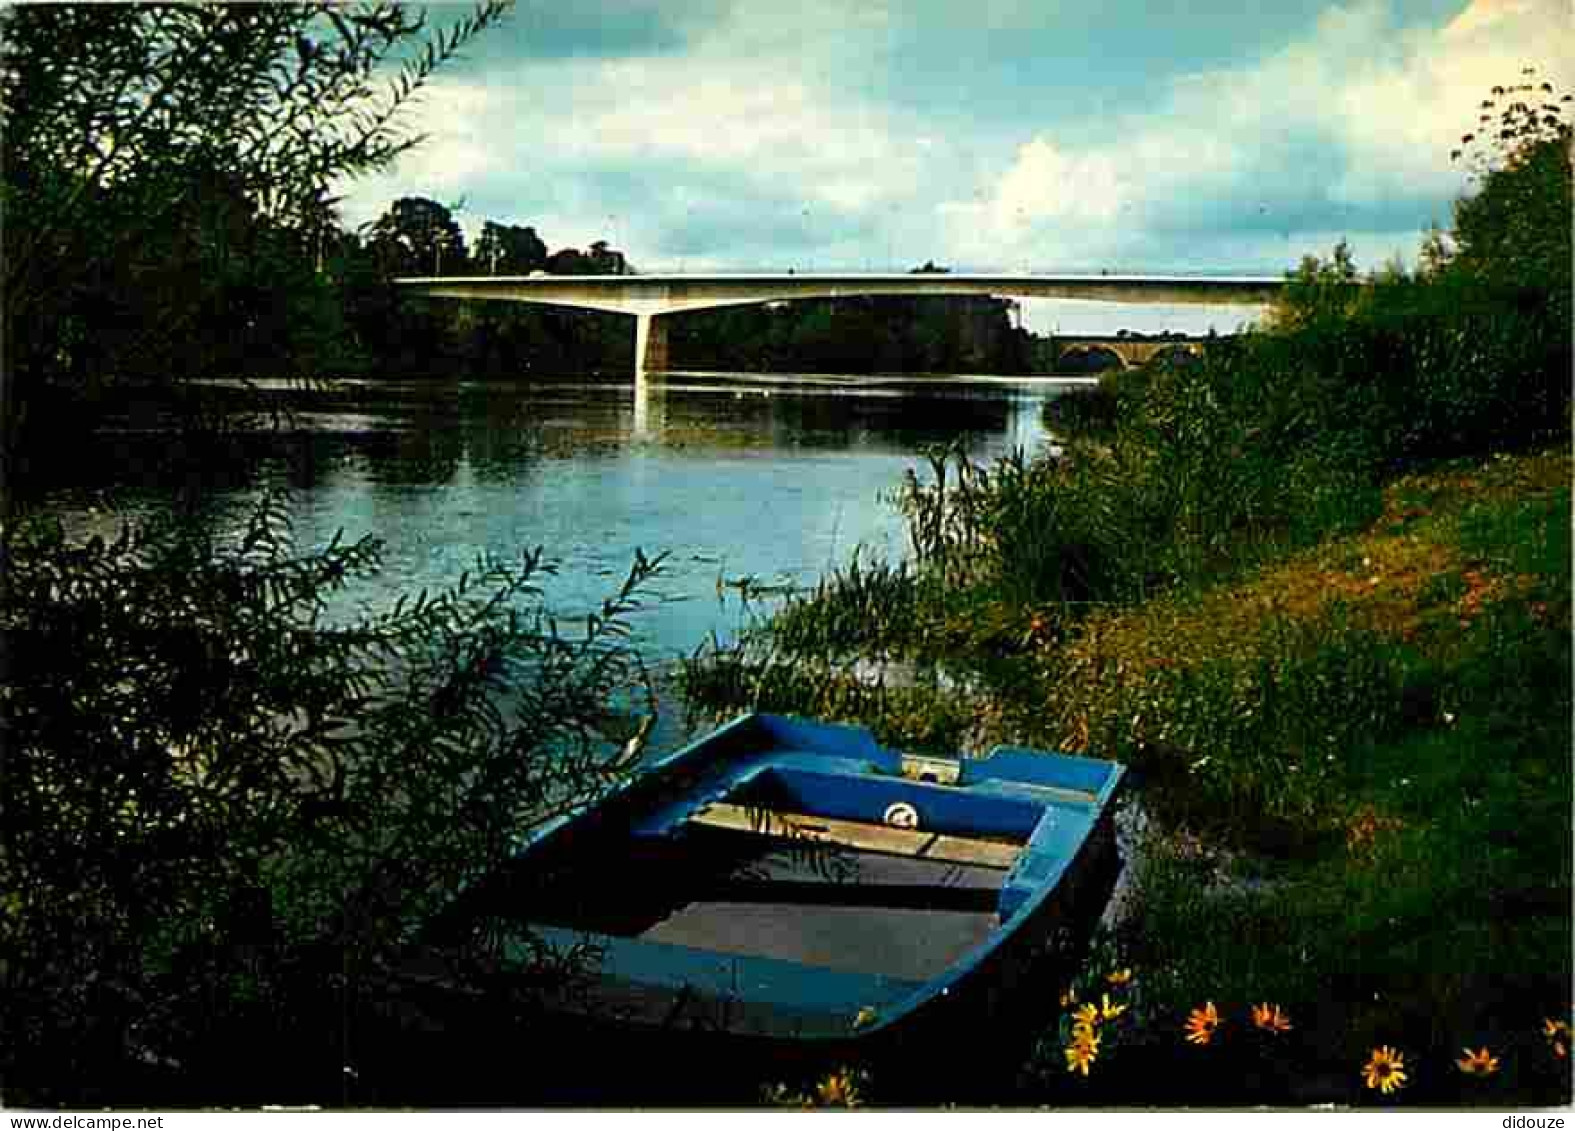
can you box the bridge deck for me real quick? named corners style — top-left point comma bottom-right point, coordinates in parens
top-left (396, 272), bottom-right (1281, 377)
top-left (397, 272), bottom-right (1283, 317)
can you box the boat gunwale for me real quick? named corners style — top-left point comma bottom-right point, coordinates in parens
top-left (455, 712), bottom-right (1126, 1042)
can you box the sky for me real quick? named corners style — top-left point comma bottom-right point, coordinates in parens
top-left (340, 0), bottom-right (1574, 333)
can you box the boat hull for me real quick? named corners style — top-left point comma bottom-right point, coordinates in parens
top-left (386, 713), bottom-right (1126, 1103)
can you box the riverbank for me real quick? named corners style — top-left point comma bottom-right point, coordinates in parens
top-left (1025, 444), bottom-right (1572, 1105)
top-left (683, 440), bottom-right (1571, 1105)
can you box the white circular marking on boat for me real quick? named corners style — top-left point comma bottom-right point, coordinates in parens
top-left (883, 802), bottom-right (920, 830)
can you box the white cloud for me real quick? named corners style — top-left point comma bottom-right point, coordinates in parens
top-left (1332, 0), bottom-right (1573, 204)
top-left (542, 68), bottom-right (924, 213)
top-left (340, 0), bottom-right (1574, 276)
top-left (340, 15), bottom-right (933, 245)
top-left (940, 0), bottom-right (1575, 270)
top-left (991, 139), bottom-right (1127, 226)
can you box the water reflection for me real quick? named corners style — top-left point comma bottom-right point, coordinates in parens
top-left (631, 373), bottom-right (1027, 450)
top-left (44, 373), bottom-right (1076, 670)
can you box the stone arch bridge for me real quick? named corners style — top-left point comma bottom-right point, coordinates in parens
top-left (1050, 335), bottom-right (1215, 371)
top-left (396, 272), bottom-right (1281, 377)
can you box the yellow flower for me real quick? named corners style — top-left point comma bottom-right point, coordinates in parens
top-left (1250, 1002), bottom-right (1292, 1033)
top-left (1362, 1046), bottom-right (1408, 1095)
top-left (1105, 968), bottom-right (1134, 987)
top-left (852, 1006), bottom-right (879, 1030)
top-left (1059, 987), bottom-right (1078, 1008)
top-left (1099, 993), bottom-right (1128, 1022)
top-left (1184, 1001), bottom-right (1220, 1046)
top-left (1073, 1002), bottom-right (1103, 1030)
top-left (815, 1067), bottom-right (863, 1108)
top-left (1455, 1047), bottom-right (1500, 1076)
top-left (1065, 1032), bottom-right (1100, 1076)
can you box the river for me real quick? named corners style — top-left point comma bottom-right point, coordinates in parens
top-left (44, 372), bottom-right (1081, 752)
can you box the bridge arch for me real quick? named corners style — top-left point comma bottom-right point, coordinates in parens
top-left (1055, 345), bottom-right (1127, 374)
top-left (1147, 342), bottom-right (1204, 368)
top-left (1049, 336), bottom-right (1215, 373)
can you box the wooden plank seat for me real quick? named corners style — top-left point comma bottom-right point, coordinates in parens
top-left (687, 802), bottom-right (1024, 870)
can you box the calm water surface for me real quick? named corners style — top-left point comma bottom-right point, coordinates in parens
top-left (57, 373), bottom-right (1076, 749)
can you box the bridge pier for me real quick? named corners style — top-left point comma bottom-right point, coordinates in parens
top-left (632, 371), bottom-right (666, 441)
top-left (633, 312), bottom-right (670, 378)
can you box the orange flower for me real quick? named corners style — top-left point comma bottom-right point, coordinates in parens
top-left (1064, 1031), bottom-right (1100, 1076)
top-left (1250, 1002), bottom-right (1292, 1033)
top-left (1184, 1002), bottom-right (1220, 1046)
top-left (1362, 1046), bottom-right (1407, 1095)
top-left (814, 1067), bottom-right (863, 1108)
top-left (1105, 968), bottom-right (1134, 987)
top-left (1545, 1019), bottom-right (1571, 1059)
top-left (1455, 1047), bottom-right (1500, 1076)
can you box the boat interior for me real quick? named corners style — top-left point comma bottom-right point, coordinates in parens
top-left (425, 716), bottom-right (1123, 1034)
top-left (470, 753), bottom-right (1100, 981)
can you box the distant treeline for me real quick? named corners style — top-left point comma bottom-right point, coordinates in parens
top-left (664, 295), bottom-right (1033, 375)
top-left (340, 195), bottom-right (639, 378)
top-left (355, 199), bottom-right (1039, 378)
top-left (376, 292), bottom-right (1038, 379)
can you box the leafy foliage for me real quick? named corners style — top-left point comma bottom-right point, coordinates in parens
top-left (345, 195), bottom-right (642, 378)
top-left (475, 220), bottom-right (550, 276)
top-left (668, 295), bottom-right (1032, 375)
top-left (1446, 72), bottom-right (1573, 337)
top-left (0, 498), bottom-right (664, 1103)
top-left (367, 195), bottom-right (470, 278)
top-left (1, 2), bottom-right (511, 492)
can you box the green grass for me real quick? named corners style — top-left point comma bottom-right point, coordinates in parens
top-left (687, 447), bottom-right (1572, 1105)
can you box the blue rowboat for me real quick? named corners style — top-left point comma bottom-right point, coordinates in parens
top-left (419, 712), bottom-right (1125, 1098)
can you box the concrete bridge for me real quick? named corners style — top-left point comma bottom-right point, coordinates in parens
top-left (396, 272), bottom-right (1282, 377)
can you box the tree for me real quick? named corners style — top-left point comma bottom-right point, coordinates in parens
top-left (0, 2), bottom-right (510, 504)
top-left (475, 220), bottom-right (549, 275)
top-left (1246, 72), bottom-right (1572, 470)
top-left (546, 246), bottom-right (592, 275)
top-left (1267, 238), bottom-right (1360, 331)
top-left (588, 239), bottom-right (631, 275)
top-left (544, 240), bottom-right (632, 276)
top-left (1448, 70), bottom-right (1572, 320)
top-left (367, 195), bottom-right (470, 278)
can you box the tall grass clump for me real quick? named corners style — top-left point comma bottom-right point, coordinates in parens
top-left (768, 551), bottom-right (923, 657)
top-left (893, 335), bottom-right (1394, 624)
top-left (678, 642), bottom-right (978, 755)
top-left (894, 440), bottom-right (1167, 610)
